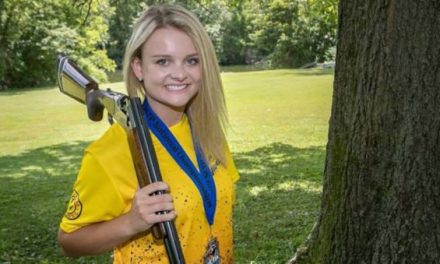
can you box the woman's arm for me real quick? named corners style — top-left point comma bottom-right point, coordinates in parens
top-left (58, 182), bottom-right (176, 256)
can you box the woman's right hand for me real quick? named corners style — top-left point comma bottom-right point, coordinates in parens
top-left (57, 181), bottom-right (176, 256)
top-left (127, 181), bottom-right (176, 234)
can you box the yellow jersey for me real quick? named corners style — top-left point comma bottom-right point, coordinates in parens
top-left (60, 115), bottom-right (239, 263)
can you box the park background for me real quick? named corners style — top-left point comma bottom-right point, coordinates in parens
top-left (0, 0), bottom-right (337, 263)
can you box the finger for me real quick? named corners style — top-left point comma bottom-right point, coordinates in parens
top-left (151, 203), bottom-right (174, 214)
top-left (145, 193), bottom-right (173, 204)
top-left (134, 193), bottom-right (174, 208)
top-left (149, 210), bottom-right (176, 223)
top-left (139, 182), bottom-right (169, 196)
top-left (140, 201), bottom-right (174, 215)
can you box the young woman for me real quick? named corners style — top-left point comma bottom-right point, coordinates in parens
top-left (57, 4), bottom-right (239, 263)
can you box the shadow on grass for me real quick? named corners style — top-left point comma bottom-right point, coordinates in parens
top-left (0, 141), bottom-right (111, 263)
top-left (0, 141), bottom-right (325, 263)
top-left (233, 143), bottom-right (325, 263)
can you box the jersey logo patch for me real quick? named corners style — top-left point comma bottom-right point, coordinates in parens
top-left (65, 190), bottom-right (82, 220)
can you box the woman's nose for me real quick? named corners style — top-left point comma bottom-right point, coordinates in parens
top-left (169, 63), bottom-right (188, 81)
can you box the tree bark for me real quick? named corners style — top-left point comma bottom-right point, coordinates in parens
top-left (290, 0), bottom-right (440, 263)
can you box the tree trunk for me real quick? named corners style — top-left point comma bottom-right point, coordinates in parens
top-left (290, 0), bottom-right (440, 263)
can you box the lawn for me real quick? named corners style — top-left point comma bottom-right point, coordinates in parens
top-left (0, 68), bottom-right (333, 263)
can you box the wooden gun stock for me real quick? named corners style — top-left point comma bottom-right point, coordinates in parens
top-left (57, 55), bottom-right (185, 264)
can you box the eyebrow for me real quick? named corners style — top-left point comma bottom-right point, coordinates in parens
top-left (150, 53), bottom-right (199, 58)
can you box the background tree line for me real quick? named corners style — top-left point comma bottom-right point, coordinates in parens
top-left (0, 0), bottom-right (337, 89)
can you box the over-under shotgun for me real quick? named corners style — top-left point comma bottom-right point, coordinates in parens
top-left (57, 55), bottom-right (185, 264)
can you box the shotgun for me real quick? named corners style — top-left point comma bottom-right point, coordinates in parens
top-left (57, 55), bottom-right (185, 264)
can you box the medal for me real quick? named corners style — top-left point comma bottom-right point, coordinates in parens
top-left (204, 238), bottom-right (220, 264)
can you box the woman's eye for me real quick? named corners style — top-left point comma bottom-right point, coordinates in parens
top-left (187, 57), bottom-right (199, 65)
top-left (156, 59), bottom-right (168, 65)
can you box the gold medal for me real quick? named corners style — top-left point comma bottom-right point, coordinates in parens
top-left (204, 237), bottom-right (220, 264)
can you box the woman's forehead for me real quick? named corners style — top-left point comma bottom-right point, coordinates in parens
top-left (142, 27), bottom-right (197, 56)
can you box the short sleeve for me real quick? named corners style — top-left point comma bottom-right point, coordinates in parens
top-left (59, 152), bottom-right (125, 233)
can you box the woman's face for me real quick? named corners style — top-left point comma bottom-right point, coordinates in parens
top-left (131, 26), bottom-right (201, 124)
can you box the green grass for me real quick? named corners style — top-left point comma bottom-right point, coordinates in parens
top-left (224, 68), bottom-right (333, 152)
top-left (0, 68), bottom-right (334, 263)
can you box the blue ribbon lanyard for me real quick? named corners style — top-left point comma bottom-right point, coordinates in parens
top-left (142, 101), bottom-right (216, 225)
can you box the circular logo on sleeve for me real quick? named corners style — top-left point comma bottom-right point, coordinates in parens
top-left (65, 190), bottom-right (82, 220)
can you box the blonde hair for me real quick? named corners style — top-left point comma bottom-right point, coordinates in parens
top-left (122, 4), bottom-right (228, 165)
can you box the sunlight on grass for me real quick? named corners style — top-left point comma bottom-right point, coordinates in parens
top-left (223, 69), bottom-right (333, 152)
top-left (0, 82), bottom-right (125, 156)
top-left (276, 180), bottom-right (322, 193)
top-left (249, 185), bottom-right (269, 196)
top-left (0, 68), bottom-right (333, 263)
top-left (248, 180), bottom-right (321, 197)
top-left (0, 70), bottom-right (332, 156)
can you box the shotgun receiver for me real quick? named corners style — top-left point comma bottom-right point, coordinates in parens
top-left (57, 55), bottom-right (185, 264)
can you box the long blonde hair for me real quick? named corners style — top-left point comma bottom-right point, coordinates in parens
top-left (122, 4), bottom-right (228, 165)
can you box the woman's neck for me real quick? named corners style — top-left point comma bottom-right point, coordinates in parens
top-left (148, 100), bottom-right (185, 127)
top-left (160, 111), bottom-right (184, 127)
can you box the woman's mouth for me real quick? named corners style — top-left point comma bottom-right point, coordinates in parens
top-left (165, 84), bottom-right (188, 91)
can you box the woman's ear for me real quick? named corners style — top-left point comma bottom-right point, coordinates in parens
top-left (131, 57), bottom-right (144, 81)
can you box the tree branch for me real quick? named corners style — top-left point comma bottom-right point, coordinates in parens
top-left (72, 0), bottom-right (93, 26)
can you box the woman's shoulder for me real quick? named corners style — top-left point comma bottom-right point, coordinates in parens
top-left (85, 123), bottom-right (130, 161)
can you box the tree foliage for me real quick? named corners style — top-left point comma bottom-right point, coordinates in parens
top-left (1, 0), bottom-right (337, 89)
top-left (246, 0), bottom-right (337, 67)
top-left (0, 0), bottom-right (115, 89)
top-left (107, 0), bottom-right (144, 68)
top-left (107, 0), bottom-right (338, 68)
